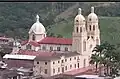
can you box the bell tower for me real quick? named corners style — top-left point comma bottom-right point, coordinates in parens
top-left (72, 8), bottom-right (87, 55)
top-left (87, 7), bottom-right (100, 45)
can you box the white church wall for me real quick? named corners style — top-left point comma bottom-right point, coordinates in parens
top-left (21, 44), bottom-right (40, 51)
top-left (40, 44), bottom-right (72, 52)
top-left (86, 38), bottom-right (96, 56)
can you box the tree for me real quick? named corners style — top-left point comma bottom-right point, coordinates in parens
top-left (90, 41), bottom-right (120, 77)
top-left (92, 43), bottom-right (107, 76)
top-left (89, 53), bottom-right (100, 74)
top-left (103, 43), bottom-right (116, 76)
top-left (90, 41), bottom-right (113, 76)
top-left (0, 44), bottom-right (13, 58)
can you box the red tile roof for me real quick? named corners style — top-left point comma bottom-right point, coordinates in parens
top-left (21, 37), bottom-right (72, 46)
top-left (21, 40), bottom-right (28, 45)
top-left (17, 50), bottom-right (79, 61)
top-left (21, 40), bottom-right (39, 47)
top-left (29, 41), bottom-right (40, 46)
top-left (38, 37), bottom-right (72, 45)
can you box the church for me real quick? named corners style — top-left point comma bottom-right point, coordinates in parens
top-left (3, 7), bottom-right (100, 77)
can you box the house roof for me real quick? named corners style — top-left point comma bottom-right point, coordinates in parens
top-left (21, 40), bottom-right (40, 47)
top-left (18, 49), bottom-right (79, 61)
top-left (29, 41), bottom-right (40, 46)
top-left (3, 54), bottom-right (36, 60)
top-left (21, 37), bottom-right (72, 46)
top-left (0, 37), bottom-right (11, 41)
top-left (17, 67), bottom-right (32, 73)
top-left (38, 37), bottom-right (72, 45)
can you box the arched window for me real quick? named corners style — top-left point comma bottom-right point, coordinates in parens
top-left (91, 36), bottom-right (94, 39)
top-left (93, 25), bottom-right (95, 31)
top-left (70, 65), bottom-right (72, 69)
top-left (80, 27), bottom-right (82, 32)
top-left (42, 46), bottom-right (46, 50)
top-left (89, 18), bottom-right (91, 21)
top-left (65, 66), bottom-right (67, 70)
top-left (65, 47), bottom-right (68, 51)
top-left (26, 44), bottom-right (31, 49)
top-left (76, 20), bottom-right (79, 22)
top-left (53, 69), bottom-right (55, 73)
top-left (89, 25), bottom-right (91, 31)
top-left (32, 34), bottom-right (35, 41)
top-left (83, 59), bottom-right (86, 67)
top-left (83, 41), bottom-right (86, 51)
top-left (50, 47), bottom-right (53, 51)
top-left (76, 27), bottom-right (79, 33)
top-left (77, 63), bottom-right (79, 68)
top-left (39, 45), bottom-right (41, 50)
top-left (87, 36), bottom-right (90, 40)
top-left (57, 47), bottom-right (60, 51)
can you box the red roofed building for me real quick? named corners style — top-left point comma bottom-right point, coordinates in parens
top-left (21, 36), bottom-right (72, 52)
top-left (38, 37), bottom-right (72, 45)
top-left (0, 36), bottom-right (14, 45)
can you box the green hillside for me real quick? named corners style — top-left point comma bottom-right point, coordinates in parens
top-left (49, 17), bottom-right (120, 44)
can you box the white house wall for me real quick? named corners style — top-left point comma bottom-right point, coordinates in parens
top-left (33, 60), bottom-right (51, 76)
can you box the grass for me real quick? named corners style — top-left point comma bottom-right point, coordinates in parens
top-left (49, 16), bottom-right (120, 45)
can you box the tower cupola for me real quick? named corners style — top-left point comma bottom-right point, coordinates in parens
top-left (29, 15), bottom-right (46, 34)
top-left (74, 8), bottom-right (85, 25)
top-left (87, 7), bottom-right (98, 23)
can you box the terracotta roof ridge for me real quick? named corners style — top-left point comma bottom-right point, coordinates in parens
top-left (46, 36), bottom-right (72, 39)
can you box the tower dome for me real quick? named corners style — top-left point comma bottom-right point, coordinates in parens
top-left (29, 15), bottom-right (46, 34)
top-left (74, 8), bottom-right (85, 24)
top-left (87, 7), bottom-right (98, 23)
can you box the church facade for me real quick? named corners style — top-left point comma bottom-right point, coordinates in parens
top-left (7, 7), bottom-right (100, 77)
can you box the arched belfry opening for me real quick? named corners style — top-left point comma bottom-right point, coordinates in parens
top-left (32, 34), bottom-right (35, 41)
